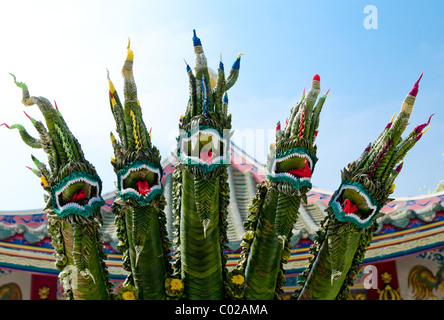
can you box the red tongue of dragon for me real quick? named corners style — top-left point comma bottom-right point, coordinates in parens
top-left (288, 159), bottom-right (312, 178)
top-left (72, 189), bottom-right (86, 202)
top-left (135, 180), bottom-right (151, 195)
top-left (342, 199), bottom-right (358, 214)
top-left (200, 150), bottom-right (213, 164)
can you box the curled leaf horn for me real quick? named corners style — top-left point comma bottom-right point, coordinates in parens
top-left (108, 40), bottom-right (151, 152)
top-left (9, 73), bottom-right (84, 166)
top-left (181, 30), bottom-right (241, 126)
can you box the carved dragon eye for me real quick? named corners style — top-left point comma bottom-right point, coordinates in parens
top-left (268, 147), bottom-right (316, 190)
top-left (117, 160), bottom-right (163, 206)
top-left (51, 172), bottom-right (105, 217)
top-left (329, 181), bottom-right (381, 229)
top-left (177, 126), bottom-right (230, 173)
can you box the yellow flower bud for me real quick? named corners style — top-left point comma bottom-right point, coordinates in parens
top-left (170, 279), bottom-right (183, 291)
top-left (231, 274), bottom-right (245, 285)
top-left (122, 291), bottom-right (136, 300)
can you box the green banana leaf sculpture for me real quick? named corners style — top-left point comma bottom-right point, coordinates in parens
top-left (294, 74), bottom-right (432, 300)
top-left (236, 75), bottom-right (329, 299)
top-left (1, 33), bottom-right (432, 302)
top-left (107, 41), bottom-right (179, 300)
top-left (2, 75), bottom-right (113, 300)
top-left (172, 30), bottom-right (241, 300)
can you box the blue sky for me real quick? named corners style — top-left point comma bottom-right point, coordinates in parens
top-left (0, 0), bottom-right (443, 210)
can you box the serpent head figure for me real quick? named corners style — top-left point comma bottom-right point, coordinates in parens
top-left (172, 30), bottom-right (241, 300)
top-left (267, 74), bottom-right (329, 242)
top-left (2, 74), bottom-right (111, 300)
top-left (268, 75), bottom-right (326, 194)
top-left (3, 76), bottom-right (105, 218)
top-left (107, 41), bottom-right (174, 300)
top-left (297, 73), bottom-right (433, 300)
top-left (238, 75), bottom-right (329, 300)
top-left (108, 41), bottom-right (163, 206)
top-left (176, 29), bottom-right (240, 177)
top-left (330, 74), bottom-right (432, 230)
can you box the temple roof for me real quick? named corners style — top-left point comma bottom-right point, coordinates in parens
top-left (1, 142), bottom-right (443, 278)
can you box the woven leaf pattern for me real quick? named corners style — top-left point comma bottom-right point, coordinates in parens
top-left (274, 193), bottom-right (301, 239)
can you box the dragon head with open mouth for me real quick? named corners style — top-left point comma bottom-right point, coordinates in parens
top-left (323, 73), bottom-right (432, 288)
top-left (4, 75), bottom-right (105, 218)
top-left (172, 31), bottom-right (242, 288)
top-left (108, 41), bottom-right (163, 206)
top-left (107, 41), bottom-right (174, 299)
top-left (267, 74), bottom-right (328, 196)
top-left (293, 74), bottom-right (432, 300)
top-left (176, 30), bottom-right (241, 177)
top-left (329, 73), bottom-right (432, 230)
top-left (3, 74), bottom-right (115, 299)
